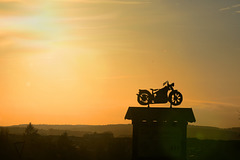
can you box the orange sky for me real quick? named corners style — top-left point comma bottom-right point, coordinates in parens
top-left (0, 0), bottom-right (240, 128)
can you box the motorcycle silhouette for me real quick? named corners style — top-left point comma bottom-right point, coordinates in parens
top-left (137, 81), bottom-right (183, 107)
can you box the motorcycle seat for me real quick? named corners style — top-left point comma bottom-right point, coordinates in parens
top-left (150, 88), bottom-right (158, 91)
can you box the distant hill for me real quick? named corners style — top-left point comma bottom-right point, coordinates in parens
top-left (4, 124), bottom-right (132, 137)
top-left (187, 125), bottom-right (240, 140)
top-left (1, 124), bottom-right (240, 140)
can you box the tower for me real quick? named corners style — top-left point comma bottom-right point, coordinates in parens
top-left (125, 107), bottom-right (195, 160)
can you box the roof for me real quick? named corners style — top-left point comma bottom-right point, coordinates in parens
top-left (125, 107), bottom-right (196, 122)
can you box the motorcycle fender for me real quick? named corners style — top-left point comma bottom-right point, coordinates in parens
top-left (171, 90), bottom-right (179, 93)
top-left (138, 89), bottom-right (151, 95)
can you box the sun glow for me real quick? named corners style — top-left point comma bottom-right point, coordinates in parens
top-left (1, 0), bottom-right (240, 127)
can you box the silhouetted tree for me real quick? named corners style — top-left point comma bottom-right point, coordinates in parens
top-left (24, 122), bottom-right (39, 146)
top-left (0, 127), bottom-right (9, 149)
top-left (24, 122), bottom-right (38, 136)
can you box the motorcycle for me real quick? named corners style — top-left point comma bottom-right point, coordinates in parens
top-left (137, 81), bottom-right (183, 107)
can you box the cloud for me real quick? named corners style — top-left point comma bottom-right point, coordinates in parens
top-left (183, 99), bottom-right (240, 128)
top-left (219, 3), bottom-right (240, 12)
top-left (0, 28), bottom-right (53, 56)
top-left (185, 99), bottom-right (239, 110)
top-left (97, 75), bottom-right (137, 80)
top-left (57, 14), bottom-right (117, 22)
top-left (0, 0), bottom-right (150, 5)
top-left (0, 1), bottom-right (52, 16)
top-left (0, 0), bottom-right (22, 2)
top-left (219, 7), bottom-right (231, 11)
top-left (232, 4), bottom-right (240, 8)
top-left (55, 0), bottom-right (150, 4)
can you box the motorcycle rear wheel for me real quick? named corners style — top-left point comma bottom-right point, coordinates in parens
top-left (169, 91), bottom-right (183, 106)
top-left (137, 91), bottom-right (151, 105)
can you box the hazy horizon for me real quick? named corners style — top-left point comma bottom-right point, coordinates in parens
top-left (2, 122), bottom-right (240, 130)
top-left (1, 0), bottom-right (240, 128)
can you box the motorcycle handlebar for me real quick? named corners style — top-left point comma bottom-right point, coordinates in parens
top-left (163, 81), bottom-right (174, 88)
top-left (163, 81), bottom-right (169, 86)
top-left (164, 82), bottom-right (174, 88)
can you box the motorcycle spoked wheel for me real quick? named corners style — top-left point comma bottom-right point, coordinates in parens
top-left (137, 92), bottom-right (152, 105)
top-left (169, 91), bottom-right (183, 106)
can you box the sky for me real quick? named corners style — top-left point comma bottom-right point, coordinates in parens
top-left (0, 0), bottom-right (240, 128)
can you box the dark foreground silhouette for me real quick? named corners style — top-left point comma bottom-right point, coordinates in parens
top-left (0, 126), bottom-right (240, 160)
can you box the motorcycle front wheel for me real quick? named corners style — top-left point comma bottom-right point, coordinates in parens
top-left (137, 91), bottom-right (152, 105)
top-left (169, 91), bottom-right (183, 106)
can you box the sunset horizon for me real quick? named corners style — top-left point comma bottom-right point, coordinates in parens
top-left (1, 0), bottom-right (240, 129)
